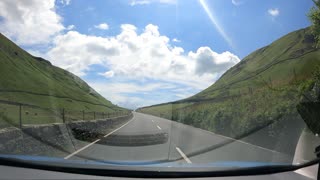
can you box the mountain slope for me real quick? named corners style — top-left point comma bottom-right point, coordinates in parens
top-left (190, 27), bottom-right (319, 101)
top-left (138, 27), bottom-right (320, 138)
top-left (0, 33), bottom-right (124, 113)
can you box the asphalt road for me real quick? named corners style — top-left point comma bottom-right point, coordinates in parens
top-left (65, 112), bottom-right (292, 165)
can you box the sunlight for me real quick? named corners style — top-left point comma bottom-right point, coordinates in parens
top-left (198, 0), bottom-right (234, 49)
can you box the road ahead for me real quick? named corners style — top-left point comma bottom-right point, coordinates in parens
top-left (65, 112), bottom-right (292, 165)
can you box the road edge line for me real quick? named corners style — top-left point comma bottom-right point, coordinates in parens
top-left (64, 115), bottom-right (135, 159)
top-left (64, 139), bottom-right (101, 159)
top-left (103, 118), bottom-right (134, 138)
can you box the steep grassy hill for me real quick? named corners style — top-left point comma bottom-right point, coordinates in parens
top-left (0, 33), bottom-right (126, 126)
top-left (138, 27), bottom-right (320, 138)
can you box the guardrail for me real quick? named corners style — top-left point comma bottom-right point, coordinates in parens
top-left (0, 100), bottom-right (131, 129)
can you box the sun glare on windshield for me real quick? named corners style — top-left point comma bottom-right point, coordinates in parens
top-left (0, 0), bottom-right (319, 176)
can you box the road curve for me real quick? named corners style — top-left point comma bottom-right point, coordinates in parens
top-left (66, 112), bottom-right (292, 165)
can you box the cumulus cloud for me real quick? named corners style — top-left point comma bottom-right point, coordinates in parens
top-left (47, 24), bottom-right (240, 90)
top-left (94, 23), bottom-right (109, 30)
top-left (0, 0), bottom-right (240, 108)
top-left (130, 0), bottom-right (176, 6)
top-left (189, 47), bottom-right (240, 76)
top-left (89, 82), bottom-right (176, 109)
top-left (268, 8), bottom-right (280, 17)
top-left (0, 0), bottom-right (65, 45)
top-left (47, 31), bottom-right (120, 76)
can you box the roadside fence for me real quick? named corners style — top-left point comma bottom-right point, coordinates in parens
top-left (0, 100), bottom-right (131, 129)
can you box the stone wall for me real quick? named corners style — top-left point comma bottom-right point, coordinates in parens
top-left (0, 113), bottom-right (133, 157)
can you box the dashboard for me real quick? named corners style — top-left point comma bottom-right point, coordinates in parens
top-left (0, 164), bottom-right (316, 179)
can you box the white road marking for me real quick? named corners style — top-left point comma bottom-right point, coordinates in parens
top-left (139, 112), bottom-right (283, 154)
top-left (176, 147), bottom-right (192, 164)
top-left (295, 169), bottom-right (316, 179)
top-left (103, 119), bottom-right (134, 137)
top-left (152, 120), bottom-right (154, 122)
top-left (157, 125), bottom-right (162, 130)
top-left (64, 117), bottom-right (134, 159)
top-left (64, 139), bottom-right (101, 159)
top-left (210, 132), bottom-right (281, 153)
top-left (178, 121), bottom-right (282, 154)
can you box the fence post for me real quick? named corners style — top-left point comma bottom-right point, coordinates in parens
top-left (62, 108), bottom-right (65, 123)
top-left (19, 104), bottom-right (22, 129)
top-left (82, 110), bottom-right (85, 120)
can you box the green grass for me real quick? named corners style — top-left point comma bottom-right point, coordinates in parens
top-left (137, 103), bottom-right (193, 119)
top-left (138, 27), bottom-right (320, 137)
top-left (0, 101), bottom-right (130, 129)
top-left (0, 33), bottom-right (128, 128)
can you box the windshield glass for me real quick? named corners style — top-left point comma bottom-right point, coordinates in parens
top-left (0, 0), bottom-right (319, 176)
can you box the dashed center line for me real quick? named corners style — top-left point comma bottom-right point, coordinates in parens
top-left (157, 125), bottom-right (162, 130)
top-left (176, 147), bottom-right (192, 164)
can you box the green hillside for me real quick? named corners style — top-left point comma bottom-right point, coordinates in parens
top-left (0, 33), bottom-right (126, 126)
top-left (138, 27), bottom-right (320, 138)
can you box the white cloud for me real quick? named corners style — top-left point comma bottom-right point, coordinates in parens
top-left (99, 71), bottom-right (114, 78)
top-left (0, 0), bottom-right (240, 109)
top-left (0, 0), bottom-right (65, 45)
top-left (189, 47), bottom-right (240, 76)
top-left (60, 0), bottom-right (71, 5)
top-left (130, 0), bottom-right (176, 6)
top-left (89, 82), bottom-right (176, 109)
top-left (47, 30), bottom-right (120, 76)
top-left (231, 0), bottom-right (243, 6)
top-left (47, 24), bottom-right (240, 91)
top-left (172, 38), bottom-right (181, 43)
top-left (94, 23), bottom-right (109, 30)
top-left (27, 50), bottom-right (47, 59)
top-left (66, 25), bottom-right (75, 30)
top-left (268, 8), bottom-right (280, 17)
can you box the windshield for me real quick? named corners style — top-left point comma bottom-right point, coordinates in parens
top-left (0, 0), bottom-right (319, 177)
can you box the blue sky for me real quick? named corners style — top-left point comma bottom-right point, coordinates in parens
top-left (57, 0), bottom-right (313, 57)
top-left (0, 0), bottom-right (314, 109)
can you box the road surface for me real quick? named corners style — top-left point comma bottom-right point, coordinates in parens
top-left (65, 112), bottom-right (292, 165)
